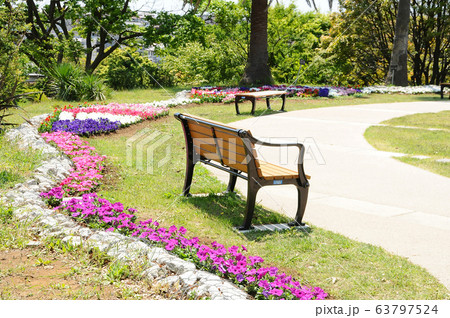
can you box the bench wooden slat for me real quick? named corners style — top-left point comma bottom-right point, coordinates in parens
top-left (183, 113), bottom-right (241, 130)
top-left (188, 121), bottom-right (239, 138)
top-left (258, 161), bottom-right (298, 180)
top-left (194, 144), bottom-right (248, 165)
top-left (213, 130), bottom-right (246, 150)
top-left (258, 161), bottom-right (311, 180)
top-left (190, 132), bottom-right (247, 154)
top-left (235, 91), bottom-right (286, 98)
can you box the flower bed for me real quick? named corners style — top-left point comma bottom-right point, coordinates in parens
top-left (62, 102), bottom-right (168, 120)
top-left (41, 131), bottom-right (106, 197)
top-left (39, 102), bottom-right (170, 134)
top-left (190, 85), bottom-right (363, 103)
top-left (57, 192), bottom-right (327, 300)
top-left (40, 131), bottom-right (327, 300)
top-left (361, 85), bottom-right (441, 94)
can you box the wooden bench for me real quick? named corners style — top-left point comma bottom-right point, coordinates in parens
top-left (234, 90), bottom-right (287, 115)
top-left (175, 113), bottom-right (310, 230)
top-left (440, 83), bottom-right (450, 99)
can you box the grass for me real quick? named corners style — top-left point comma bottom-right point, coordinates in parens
top-left (3, 88), bottom-right (450, 299)
top-left (0, 135), bottom-right (43, 189)
top-left (381, 110), bottom-right (450, 130)
top-left (365, 111), bottom-right (450, 177)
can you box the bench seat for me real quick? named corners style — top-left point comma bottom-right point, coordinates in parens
top-left (259, 161), bottom-right (311, 180)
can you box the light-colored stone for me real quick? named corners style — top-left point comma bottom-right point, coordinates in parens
top-left (62, 236), bottom-right (83, 246)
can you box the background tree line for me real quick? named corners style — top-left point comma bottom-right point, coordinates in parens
top-left (1, 0), bottom-right (449, 103)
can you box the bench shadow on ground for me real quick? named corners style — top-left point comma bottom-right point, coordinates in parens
top-left (235, 99), bottom-right (288, 117)
top-left (185, 192), bottom-right (312, 241)
top-left (414, 95), bottom-right (445, 101)
top-left (236, 108), bottom-right (285, 117)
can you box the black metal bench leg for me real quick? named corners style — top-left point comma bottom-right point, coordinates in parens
top-left (266, 98), bottom-right (272, 110)
top-left (280, 94), bottom-right (286, 111)
top-left (289, 185), bottom-right (309, 226)
top-left (235, 96), bottom-right (241, 114)
top-left (239, 180), bottom-right (260, 230)
top-left (182, 161), bottom-right (195, 197)
top-left (251, 97), bottom-right (256, 115)
top-left (226, 169), bottom-right (238, 193)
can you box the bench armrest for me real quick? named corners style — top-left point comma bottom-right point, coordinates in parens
top-left (243, 134), bottom-right (310, 186)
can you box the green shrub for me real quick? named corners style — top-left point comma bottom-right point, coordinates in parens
top-left (46, 63), bottom-right (110, 102)
top-left (160, 42), bottom-right (245, 86)
top-left (99, 48), bottom-right (172, 90)
top-left (81, 74), bottom-right (111, 101)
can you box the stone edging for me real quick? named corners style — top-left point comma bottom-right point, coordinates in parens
top-left (1, 115), bottom-right (249, 300)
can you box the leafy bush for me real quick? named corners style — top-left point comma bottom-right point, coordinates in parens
top-left (81, 74), bottom-right (110, 101)
top-left (46, 63), bottom-right (110, 101)
top-left (98, 48), bottom-right (172, 90)
top-left (161, 42), bottom-right (245, 86)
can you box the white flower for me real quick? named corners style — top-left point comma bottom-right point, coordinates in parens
top-left (58, 111), bottom-right (75, 121)
top-left (74, 112), bottom-right (142, 126)
top-left (361, 85), bottom-right (441, 94)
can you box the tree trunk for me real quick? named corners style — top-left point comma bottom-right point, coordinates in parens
top-left (386, 0), bottom-right (410, 86)
top-left (240, 0), bottom-right (273, 86)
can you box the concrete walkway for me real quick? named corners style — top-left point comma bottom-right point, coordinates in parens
top-left (209, 101), bottom-right (450, 291)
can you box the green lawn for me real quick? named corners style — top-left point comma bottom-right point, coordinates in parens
top-left (3, 89), bottom-right (449, 299)
top-left (365, 111), bottom-right (450, 177)
top-left (381, 110), bottom-right (450, 130)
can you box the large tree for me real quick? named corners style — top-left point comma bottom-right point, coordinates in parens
top-left (240, 0), bottom-right (272, 85)
top-left (9, 0), bottom-right (144, 73)
top-left (386, 0), bottom-right (410, 86)
top-left (240, 0), bottom-right (332, 86)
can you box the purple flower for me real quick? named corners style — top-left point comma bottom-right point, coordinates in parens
top-left (51, 118), bottom-right (121, 136)
top-left (228, 245), bottom-right (239, 255)
top-left (246, 269), bottom-right (257, 276)
top-left (236, 274), bottom-right (244, 282)
top-left (258, 280), bottom-right (270, 289)
top-left (169, 225), bottom-right (177, 233)
top-left (249, 256), bottom-right (264, 265)
top-left (270, 289), bottom-right (284, 296)
top-left (246, 276), bottom-right (255, 283)
top-left (268, 267), bottom-right (278, 276)
top-left (178, 226), bottom-right (187, 235)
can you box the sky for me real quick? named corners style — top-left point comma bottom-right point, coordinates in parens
top-left (131, 0), bottom-right (339, 13)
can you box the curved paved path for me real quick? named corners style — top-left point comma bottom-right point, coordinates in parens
top-left (209, 101), bottom-right (450, 290)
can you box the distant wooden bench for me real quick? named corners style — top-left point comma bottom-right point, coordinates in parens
top-left (441, 83), bottom-right (450, 99)
top-left (175, 113), bottom-right (310, 230)
top-left (234, 90), bottom-right (287, 115)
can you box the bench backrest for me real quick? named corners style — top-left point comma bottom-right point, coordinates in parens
top-left (175, 113), bottom-right (260, 174)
